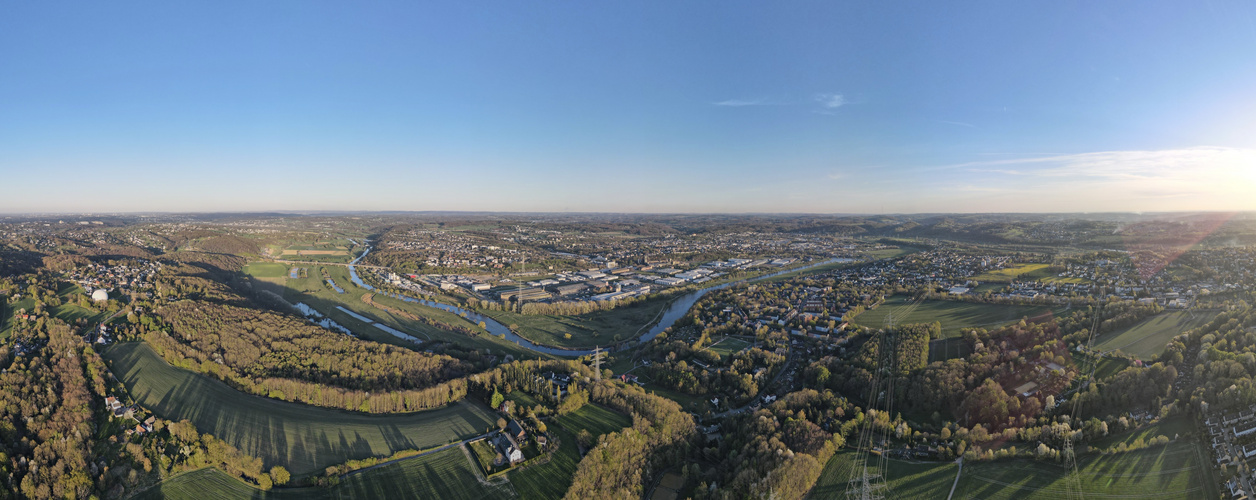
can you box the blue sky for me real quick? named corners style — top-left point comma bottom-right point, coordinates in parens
top-left (2, 1), bottom-right (1255, 213)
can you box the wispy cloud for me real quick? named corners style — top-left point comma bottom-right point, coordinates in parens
top-left (938, 146), bottom-right (1256, 211)
top-left (713, 98), bottom-right (775, 107)
top-left (815, 93), bottom-right (846, 109)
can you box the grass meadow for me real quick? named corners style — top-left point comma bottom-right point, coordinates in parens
top-left (102, 342), bottom-right (496, 478)
top-left (1094, 311), bottom-right (1216, 359)
top-left (851, 296), bottom-right (1054, 337)
top-left (138, 447), bottom-right (515, 500)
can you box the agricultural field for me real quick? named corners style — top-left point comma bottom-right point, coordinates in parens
top-left (137, 447), bottom-right (515, 500)
top-left (102, 342), bottom-right (496, 478)
top-left (480, 296), bottom-right (674, 349)
top-left (1094, 311), bottom-right (1217, 359)
top-left (265, 238), bottom-right (362, 264)
top-left (851, 296), bottom-right (1054, 337)
top-left (243, 262), bottom-right (289, 279)
top-left (554, 403), bottom-right (632, 438)
top-left (810, 449), bottom-right (957, 499)
top-left (811, 439), bottom-right (1211, 499)
top-left (954, 439), bottom-right (1211, 499)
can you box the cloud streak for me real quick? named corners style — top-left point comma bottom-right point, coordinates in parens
top-left (815, 93), bottom-right (846, 109)
top-left (712, 98), bottom-right (776, 107)
top-left (938, 146), bottom-right (1256, 212)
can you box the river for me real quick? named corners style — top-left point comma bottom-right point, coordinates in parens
top-left (348, 245), bottom-right (851, 357)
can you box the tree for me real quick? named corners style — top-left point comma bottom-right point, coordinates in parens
top-left (270, 466), bottom-right (290, 486)
top-left (491, 390), bottom-right (505, 410)
top-left (497, 417), bottom-right (508, 431)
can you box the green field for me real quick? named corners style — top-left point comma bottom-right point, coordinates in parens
top-left (244, 262), bottom-right (290, 279)
top-left (480, 296), bottom-right (673, 349)
top-left (955, 440), bottom-right (1210, 499)
top-left (138, 447), bottom-right (515, 499)
top-left (554, 403), bottom-right (632, 438)
top-left (810, 449), bottom-right (957, 499)
top-left (1094, 311), bottom-right (1217, 359)
top-left (706, 337), bottom-right (752, 358)
top-left (811, 439), bottom-right (1211, 499)
top-left (1090, 416), bottom-right (1193, 451)
top-left (102, 342), bottom-right (496, 477)
top-left (851, 296), bottom-right (1054, 337)
top-left (972, 263), bottom-right (1051, 283)
top-left (506, 403), bottom-right (632, 499)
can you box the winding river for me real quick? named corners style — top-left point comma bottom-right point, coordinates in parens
top-left (348, 245), bottom-right (850, 356)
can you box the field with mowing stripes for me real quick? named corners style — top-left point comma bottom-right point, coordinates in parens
top-left (555, 403), bottom-right (632, 437)
top-left (955, 440), bottom-right (1209, 499)
top-left (138, 447), bottom-right (515, 500)
top-left (103, 342), bottom-right (496, 478)
top-left (1095, 311), bottom-right (1217, 359)
top-left (810, 449), bottom-right (957, 499)
top-left (811, 439), bottom-right (1212, 499)
top-left (852, 296), bottom-right (1054, 337)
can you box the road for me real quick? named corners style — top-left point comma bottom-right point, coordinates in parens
top-left (946, 457), bottom-right (963, 500)
top-left (271, 259), bottom-right (393, 270)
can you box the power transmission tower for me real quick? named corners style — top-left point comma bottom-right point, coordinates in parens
top-left (592, 345), bottom-right (603, 380)
top-left (1063, 266), bottom-right (1106, 500)
top-left (847, 309), bottom-right (897, 499)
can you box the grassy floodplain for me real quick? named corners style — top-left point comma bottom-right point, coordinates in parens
top-left (102, 342), bottom-right (496, 477)
top-left (479, 296), bottom-right (674, 348)
top-left (276, 264), bottom-right (545, 360)
top-left (851, 296), bottom-right (1053, 337)
top-left (137, 447), bottom-right (514, 500)
top-left (1094, 310), bottom-right (1217, 359)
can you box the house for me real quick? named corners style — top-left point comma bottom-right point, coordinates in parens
top-left (498, 400), bottom-right (514, 414)
top-left (619, 373), bottom-right (639, 384)
top-left (494, 433), bottom-right (525, 464)
top-left (507, 419), bottom-right (527, 441)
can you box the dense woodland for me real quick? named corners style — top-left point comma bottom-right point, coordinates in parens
top-left (133, 301), bottom-right (473, 413)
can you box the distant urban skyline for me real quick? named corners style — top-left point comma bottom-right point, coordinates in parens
top-left (3, 2), bottom-right (1254, 214)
